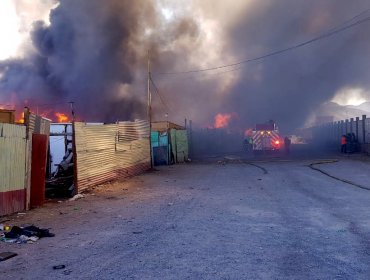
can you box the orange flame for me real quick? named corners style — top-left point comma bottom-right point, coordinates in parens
top-left (17, 112), bottom-right (25, 124)
top-left (55, 112), bottom-right (70, 123)
top-left (213, 113), bottom-right (235, 129)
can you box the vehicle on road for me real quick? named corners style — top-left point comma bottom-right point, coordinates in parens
top-left (252, 120), bottom-right (281, 152)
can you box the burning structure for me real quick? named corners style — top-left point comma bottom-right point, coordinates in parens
top-left (0, 1), bottom-right (369, 133)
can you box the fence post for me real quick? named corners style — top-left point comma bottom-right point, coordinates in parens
top-left (337, 121), bottom-right (340, 140)
top-left (345, 119), bottom-right (349, 134)
top-left (331, 122), bottom-right (336, 142)
top-left (362, 115), bottom-right (366, 144)
top-left (356, 117), bottom-right (359, 141)
top-left (350, 118), bottom-right (354, 133)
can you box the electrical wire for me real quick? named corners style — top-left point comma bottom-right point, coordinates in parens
top-left (150, 76), bottom-right (172, 113)
top-left (157, 9), bottom-right (370, 76)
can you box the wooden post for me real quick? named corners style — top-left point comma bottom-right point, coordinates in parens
top-left (147, 51), bottom-right (153, 169)
top-left (23, 107), bottom-right (32, 210)
top-left (72, 121), bottom-right (78, 194)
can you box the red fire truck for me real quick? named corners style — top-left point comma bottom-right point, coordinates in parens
top-left (252, 121), bottom-right (281, 152)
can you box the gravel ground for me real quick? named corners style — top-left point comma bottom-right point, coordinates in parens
top-left (1, 159), bottom-right (370, 279)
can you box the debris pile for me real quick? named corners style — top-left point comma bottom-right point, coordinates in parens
top-left (0, 225), bottom-right (55, 244)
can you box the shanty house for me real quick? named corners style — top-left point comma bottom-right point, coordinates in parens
top-left (151, 121), bottom-right (189, 165)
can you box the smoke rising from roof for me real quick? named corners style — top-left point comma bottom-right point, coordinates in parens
top-left (0, 0), bottom-right (369, 129)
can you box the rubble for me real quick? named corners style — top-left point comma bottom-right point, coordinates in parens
top-left (53, 265), bottom-right (66, 270)
top-left (0, 252), bottom-right (17, 262)
top-left (0, 225), bottom-right (55, 244)
top-left (69, 194), bottom-right (85, 201)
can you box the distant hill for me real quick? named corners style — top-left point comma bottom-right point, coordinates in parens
top-left (347, 102), bottom-right (370, 113)
top-left (315, 102), bottom-right (370, 122)
top-left (306, 102), bottom-right (370, 127)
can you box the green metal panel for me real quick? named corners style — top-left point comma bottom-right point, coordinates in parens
top-left (170, 129), bottom-right (188, 163)
top-left (151, 131), bottom-right (159, 147)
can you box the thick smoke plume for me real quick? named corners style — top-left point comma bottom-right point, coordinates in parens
top-left (0, 0), bottom-right (200, 122)
top-left (0, 0), bottom-right (370, 130)
top-left (222, 0), bottom-right (370, 132)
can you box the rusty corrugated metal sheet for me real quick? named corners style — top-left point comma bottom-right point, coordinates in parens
top-left (28, 113), bottom-right (51, 136)
top-left (25, 113), bottom-right (51, 210)
top-left (30, 134), bottom-right (48, 208)
top-left (152, 121), bottom-right (185, 132)
top-left (0, 123), bottom-right (27, 216)
top-left (0, 189), bottom-right (26, 216)
top-left (0, 109), bottom-right (15, 124)
top-left (75, 120), bottom-right (150, 191)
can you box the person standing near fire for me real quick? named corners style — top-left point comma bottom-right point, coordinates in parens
top-left (341, 134), bottom-right (347, 153)
top-left (284, 136), bottom-right (291, 155)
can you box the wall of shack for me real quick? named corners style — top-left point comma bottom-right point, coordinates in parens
top-left (74, 120), bottom-right (150, 192)
top-left (25, 112), bottom-right (50, 210)
top-left (0, 123), bottom-right (27, 216)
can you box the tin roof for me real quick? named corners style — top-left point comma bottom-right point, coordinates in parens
top-left (151, 121), bottom-right (185, 132)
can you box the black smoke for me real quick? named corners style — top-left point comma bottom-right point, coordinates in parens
top-left (222, 0), bottom-right (370, 132)
top-left (0, 0), bottom-right (199, 122)
top-left (1, 0), bottom-right (370, 129)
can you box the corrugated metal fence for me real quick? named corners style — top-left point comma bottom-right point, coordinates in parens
top-left (311, 115), bottom-right (370, 151)
top-left (74, 120), bottom-right (150, 191)
top-left (0, 123), bottom-right (27, 216)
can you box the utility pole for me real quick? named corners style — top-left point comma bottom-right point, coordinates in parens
top-left (147, 50), bottom-right (153, 169)
top-left (69, 101), bottom-right (76, 122)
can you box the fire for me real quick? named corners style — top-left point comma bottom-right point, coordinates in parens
top-left (213, 113), bottom-right (235, 129)
top-left (55, 112), bottom-right (70, 123)
top-left (17, 112), bottom-right (25, 124)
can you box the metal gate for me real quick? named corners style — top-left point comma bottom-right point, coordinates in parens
top-left (30, 134), bottom-right (48, 208)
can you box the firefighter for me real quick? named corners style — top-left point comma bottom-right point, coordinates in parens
top-left (341, 134), bottom-right (347, 153)
top-left (284, 136), bottom-right (291, 155)
top-left (243, 137), bottom-right (253, 153)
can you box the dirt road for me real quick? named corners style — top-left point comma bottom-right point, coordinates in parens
top-left (2, 159), bottom-right (370, 279)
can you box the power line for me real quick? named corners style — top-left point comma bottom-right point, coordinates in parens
top-left (150, 76), bottom-right (192, 120)
top-left (326, 7), bottom-right (370, 33)
top-left (150, 76), bottom-right (172, 113)
top-left (156, 63), bottom-right (248, 84)
top-left (157, 10), bottom-right (370, 76)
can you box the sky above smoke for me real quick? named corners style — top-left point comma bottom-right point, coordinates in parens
top-left (0, 0), bottom-right (369, 131)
